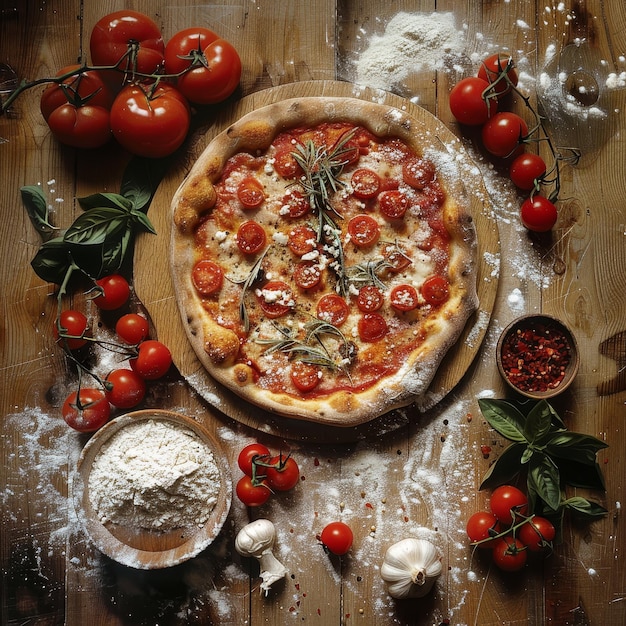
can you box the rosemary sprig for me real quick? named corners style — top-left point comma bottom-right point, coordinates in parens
top-left (344, 258), bottom-right (390, 290)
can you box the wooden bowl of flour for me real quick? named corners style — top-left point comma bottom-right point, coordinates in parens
top-left (74, 409), bottom-right (232, 569)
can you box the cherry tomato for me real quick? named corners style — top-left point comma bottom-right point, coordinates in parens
top-left (164, 27), bottom-right (242, 105)
top-left (257, 280), bottom-right (294, 318)
top-left (382, 243), bottom-right (412, 273)
top-left (351, 168), bottom-right (381, 199)
top-left (347, 214), bottom-right (380, 247)
top-left (290, 361), bottom-right (322, 392)
top-left (236, 220), bottom-right (266, 254)
top-left (54, 309), bottom-right (89, 350)
top-left (489, 485), bottom-right (528, 526)
top-left (358, 312), bottom-right (388, 342)
top-left (518, 516), bottom-right (556, 552)
top-left (237, 442), bottom-right (271, 476)
top-left (492, 536), bottom-right (527, 572)
top-left (390, 284), bottom-right (419, 312)
top-left (236, 475), bottom-right (271, 507)
top-left (379, 190), bottom-right (409, 220)
top-left (510, 153), bottom-right (547, 191)
top-left (237, 177), bottom-right (265, 209)
top-left (293, 261), bottom-right (322, 290)
top-left (110, 82), bottom-right (190, 158)
top-left (477, 53), bottom-right (519, 98)
top-left (403, 157), bottom-right (436, 190)
top-left (265, 454), bottom-right (300, 491)
top-left (420, 275), bottom-right (450, 306)
top-left (466, 511), bottom-right (500, 548)
top-left (288, 224), bottom-right (317, 256)
top-left (320, 521), bottom-right (353, 555)
top-left (45, 104), bottom-right (111, 149)
top-left (274, 148), bottom-right (304, 179)
top-left (62, 388), bottom-right (111, 432)
top-left (481, 112), bottom-right (528, 158)
top-left (192, 259), bottom-right (224, 295)
top-left (93, 274), bottom-right (130, 310)
top-left (281, 189), bottom-right (310, 218)
top-left (356, 285), bottom-right (384, 313)
top-left (90, 11), bottom-right (165, 77)
top-left (449, 77), bottom-right (498, 126)
top-left (130, 340), bottom-right (172, 380)
top-left (316, 294), bottom-right (350, 327)
top-left (520, 195), bottom-right (558, 232)
top-left (105, 368), bottom-right (146, 408)
top-left (115, 313), bottom-right (150, 345)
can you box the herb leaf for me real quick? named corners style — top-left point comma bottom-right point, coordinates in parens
top-left (77, 192), bottom-right (132, 212)
top-left (21, 185), bottom-right (56, 241)
top-left (527, 452), bottom-right (561, 511)
top-left (479, 442), bottom-right (525, 490)
top-left (563, 497), bottom-right (608, 519)
top-left (477, 398), bottom-right (527, 442)
top-left (545, 431), bottom-right (608, 465)
top-left (523, 400), bottom-right (562, 445)
top-left (30, 237), bottom-right (74, 284)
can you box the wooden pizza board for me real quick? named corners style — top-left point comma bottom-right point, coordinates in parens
top-left (134, 80), bottom-right (500, 441)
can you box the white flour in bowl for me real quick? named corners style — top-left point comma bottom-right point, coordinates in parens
top-left (88, 419), bottom-right (221, 531)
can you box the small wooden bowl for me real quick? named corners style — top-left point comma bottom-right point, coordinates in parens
top-left (74, 409), bottom-right (232, 569)
top-left (496, 314), bottom-right (580, 400)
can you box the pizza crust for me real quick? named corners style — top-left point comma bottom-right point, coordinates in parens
top-left (171, 97), bottom-right (478, 424)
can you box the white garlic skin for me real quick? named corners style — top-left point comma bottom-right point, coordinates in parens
top-left (380, 538), bottom-right (442, 599)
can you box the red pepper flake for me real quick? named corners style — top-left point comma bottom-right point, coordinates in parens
top-left (501, 323), bottom-right (572, 393)
top-left (481, 444), bottom-right (492, 458)
top-left (365, 502), bottom-right (373, 509)
top-left (314, 457), bottom-right (320, 466)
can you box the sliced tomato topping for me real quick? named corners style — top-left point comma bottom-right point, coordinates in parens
top-left (192, 259), bottom-right (224, 295)
top-left (293, 261), bottom-right (322, 290)
top-left (237, 220), bottom-right (267, 254)
top-left (237, 176), bottom-right (265, 209)
top-left (256, 280), bottom-right (294, 318)
top-left (316, 294), bottom-right (350, 327)
top-left (288, 224), bottom-right (317, 257)
top-left (402, 157), bottom-right (436, 190)
top-left (290, 360), bottom-right (322, 392)
top-left (273, 147), bottom-right (303, 178)
top-left (421, 275), bottom-right (450, 306)
top-left (347, 214), bottom-right (380, 247)
top-left (379, 190), bottom-right (409, 220)
top-left (358, 312), bottom-right (388, 342)
top-left (356, 285), bottom-right (384, 312)
top-left (390, 284), bottom-right (419, 311)
top-left (351, 168), bottom-right (381, 199)
top-left (382, 243), bottom-right (412, 273)
top-left (281, 189), bottom-right (310, 218)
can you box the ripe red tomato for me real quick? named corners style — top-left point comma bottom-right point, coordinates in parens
top-left (115, 313), bottom-right (149, 345)
top-left (236, 220), bottom-right (267, 254)
top-left (45, 103), bottom-right (111, 149)
top-left (477, 53), bottom-right (519, 98)
top-left (520, 195), bottom-right (558, 232)
top-left (290, 361), bottom-right (322, 391)
top-left (110, 82), bottom-right (191, 158)
top-left (379, 190), bottom-right (409, 220)
top-left (265, 455), bottom-right (300, 491)
top-left (351, 168), bottom-right (381, 199)
top-left (510, 153), bottom-right (547, 190)
top-left (293, 261), bottom-right (322, 290)
top-left (130, 340), bottom-right (172, 380)
top-left (257, 280), bottom-right (294, 318)
top-left (55, 309), bottom-right (89, 350)
top-left (358, 312), bottom-right (388, 342)
top-left (237, 443), bottom-right (271, 476)
top-left (356, 285), bottom-right (384, 313)
top-left (518, 516), bottom-right (556, 552)
top-left (237, 177), bottom-right (266, 209)
top-left (491, 536), bottom-right (527, 572)
top-left (62, 388), bottom-right (111, 432)
top-left (93, 274), bottom-right (130, 310)
top-left (449, 77), bottom-right (498, 126)
top-left (316, 294), bottom-right (350, 327)
top-left (390, 284), bottom-right (419, 312)
top-left (192, 260), bottom-right (224, 296)
top-left (236, 475), bottom-right (271, 507)
top-left (90, 10), bottom-right (165, 77)
top-left (466, 511), bottom-right (500, 548)
top-left (421, 275), bottom-right (450, 306)
top-left (320, 521), bottom-right (354, 556)
top-left (403, 157), bottom-right (436, 189)
top-left (489, 485), bottom-right (528, 525)
top-left (347, 214), bottom-right (380, 247)
top-left (164, 27), bottom-right (242, 105)
top-left (105, 368), bottom-right (146, 408)
top-left (481, 112), bottom-right (528, 158)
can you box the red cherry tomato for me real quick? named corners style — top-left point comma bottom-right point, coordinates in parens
top-left (237, 177), bottom-right (266, 209)
top-left (492, 536), bottom-right (527, 572)
top-left (379, 190), bottom-right (409, 220)
top-left (481, 112), bottom-right (528, 158)
top-left (316, 294), bottom-right (350, 327)
top-left (356, 285), bottom-right (384, 312)
top-left (520, 195), bottom-right (558, 232)
top-left (105, 368), bottom-right (146, 409)
top-left (290, 361), bottom-right (322, 392)
top-left (281, 189), bottom-right (310, 218)
top-left (192, 259), bottom-right (224, 295)
top-left (489, 485), bottom-right (528, 526)
top-left (293, 261), bottom-right (322, 290)
top-left (256, 280), bottom-right (294, 318)
top-left (110, 82), bottom-right (190, 158)
top-left (477, 53), bottom-right (519, 98)
top-left (62, 388), bottom-right (111, 433)
top-left (236, 475), bottom-right (271, 507)
top-left (382, 243), bottom-right (412, 273)
top-left (265, 455), bottom-right (300, 491)
top-left (115, 313), bottom-right (150, 345)
top-left (358, 312), bottom-right (388, 342)
top-left (347, 214), bottom-right (381, 247)
top-left (402, 157), bottom-right (436, 190)
top-left (288, 224), bottom-right (317, 256)
top-left (390, 284), bottom-right (419, 312)
top-left (510, 153), bottom-right (547, 191)
top-left (164, 27), bottom-right (242, 105)
top-left (274, 148), bottom-right (304, 179)
top-left (466, 511), bottom-right (500, 548)
top-left (236, 220), bottom-right (267, 254)
top-left (130, 340), bottom-right (172, 380)
top-left (351, 168), bottom-right (381, 199)
top-left (93, 274), bottom-right (130, 310)
top-left (449, 77), bottom-right (498, 126)
top-left (237, 443), bottom-right (271, 476)
top-left (518, 516), bottom-right (556, 552)
top-left (55, 310), bottom-right (89, 350)
top-left (420, 275), bottom-right (450, 306)
top-left (320, 521), bottom-right (353, 555)
top-left (45, 104), bottom-right (111, 149)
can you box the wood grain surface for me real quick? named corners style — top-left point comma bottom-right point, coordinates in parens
top-left (2, 1), bottom-right (626, 625)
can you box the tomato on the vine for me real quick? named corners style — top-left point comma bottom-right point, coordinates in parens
top-left (236, 475), bottom-right (271, 507)
top-left (54, 309), bottom-right (89, 350)
top-left (491, 536), bottom-right (527, 572)
top-left (237, 443), bottom-right (271, 476)
top-left (518, 516), bottom-right (556, 552)
top-left (130, 340), bottom-right (172, 380)
top-left (110, 82), bottom-right (191, 158)
top-left (320, 521), bottom-right (354, 556)
top-left (520, 195), bottom-right (558, 232)
top-left (62, 388), bottom-right (111, 432)
top-left (164, 27), bottom-right (242, 105)
top-left (105, 368), bottom-right (146, 408)
top-left (449, 77), bottom-right (498, 126)
top-left (265, 454), bottom-right (300, 491)
top-left (477, 53), bottom-right (519, 98)
top-left (115, 313), bottom-right (150, 345)
top-left (46, 104), bottom-right (111, 150)
top-left (481, 112), bottom-right (528, 158)
top-left (510, 153), bottom-right (547, 191)
top-left (489, 485), bottom-right (528, 525)
top-left (466, 511), bottom-right (500, 548)
top-left (93, 274), bottom-right (130, 310)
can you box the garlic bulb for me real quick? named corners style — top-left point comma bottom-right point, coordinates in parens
top-left (235, 519), bottom-right (287, 595)
top-left (380, 538), bottom-right (442, 599)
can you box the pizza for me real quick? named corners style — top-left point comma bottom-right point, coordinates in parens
top-left (170, 97), bottom-right (478, 425)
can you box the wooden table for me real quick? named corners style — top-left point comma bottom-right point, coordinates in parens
top-left (2, 1), bottom-right (625, 624)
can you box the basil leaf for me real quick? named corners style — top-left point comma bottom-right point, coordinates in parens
top-left (478, 398), bottom-right (527, 442)
top-left (563, 497), bottom-right (608, 519)
top-left (523, 400), bottom-right (557, 445)
top-left (77, 192), bottom-right (133, 212)
top-left (545, 432), bottom-right (608, 466)
top-left (30, 237), bottom-right (73, 284)
top-left (553, 458), bottom-right (606, 490)
top-left (21, 185), bottom-right (56, 241)
top-left (130, 207), bottom-right (157, 235)
top-left (121, 155), bottom-right (172, 212)
top-left (101, 228), bottom-right (133, 275)
top-left (64, 208), bottom-right (128, 246)
top-left (527, 452), bottom-right (561, 511)
top-left (479, 442), bottom-right (525, 490)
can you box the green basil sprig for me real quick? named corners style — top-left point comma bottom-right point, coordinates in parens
top-left (478, 398), bottom-right (608, 522)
